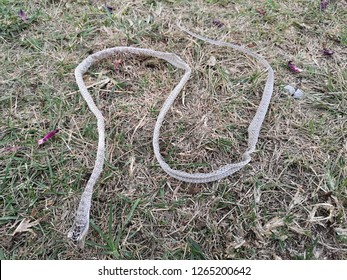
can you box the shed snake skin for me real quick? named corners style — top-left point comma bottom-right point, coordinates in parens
top-left (68, 23), bottom-right (274, 248)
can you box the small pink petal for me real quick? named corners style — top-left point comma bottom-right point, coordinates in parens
top-left (37, 129), bottom-right (59, 145)
top-left (18, 9), bottom-right (28, 22)
top-left (320, 0), bottom-right (328, 11)
top-left (288, 61), bottom-right (303, 73)
top-left (323, 48), bottom-right (334, 55)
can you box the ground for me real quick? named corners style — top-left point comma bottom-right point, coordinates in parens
top-left (0, 0), bottom-right (346, 260)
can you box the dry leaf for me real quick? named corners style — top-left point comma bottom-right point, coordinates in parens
top-left (12, 218), bottom-right (40, 236)
top-left (254, 186), bottom-right (261, 203)
top-left (288, 187), bottom-right (305, 210)
top-left (308, 203), bottom-right (335, 222)
top-left (206, 56), bottom-right (216, 67)
top-left (228, 239), bottom-right (246, 249)
top-left (288, 225), bottom-right (307, 235)
top-left (246, 42), bottom-right (257, 48)
top-left (129, 156), bottom-right (136, 178)
top-left (187, 185), bottom-right (201, 195)
top-left (263, 216), bottom-right (285, 235)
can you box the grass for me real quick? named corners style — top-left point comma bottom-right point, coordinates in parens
top-left (0, 0), bottom-right (346, 259)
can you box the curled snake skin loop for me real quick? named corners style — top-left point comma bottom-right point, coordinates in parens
top-left (68, 24), bottom-right (274, 248)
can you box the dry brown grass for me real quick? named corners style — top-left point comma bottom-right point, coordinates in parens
top-left (0, 0), bottom-right (346, 259)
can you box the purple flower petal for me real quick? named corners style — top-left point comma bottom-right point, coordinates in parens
top-left (288, 61), bottom-right (303, 73)
top-left (320, 0), bottom-right (328, 11)
top-left (38, 129), bottom-right (59, 145)
top-left (323, 48), bottom-right (334, 55)
top-left (212, 20), bottom-right (224, 28)
top-left (18, 9), bottom-right (28, 22)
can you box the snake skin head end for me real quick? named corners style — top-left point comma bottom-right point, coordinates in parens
top-left (67, 221), bottom-right (89, 249)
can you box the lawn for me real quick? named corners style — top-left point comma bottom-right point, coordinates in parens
top-left (0, 0), bottom-right (346, 259)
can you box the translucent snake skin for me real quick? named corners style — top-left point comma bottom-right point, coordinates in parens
top-left (68, 24), bottom-right (274, 248)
